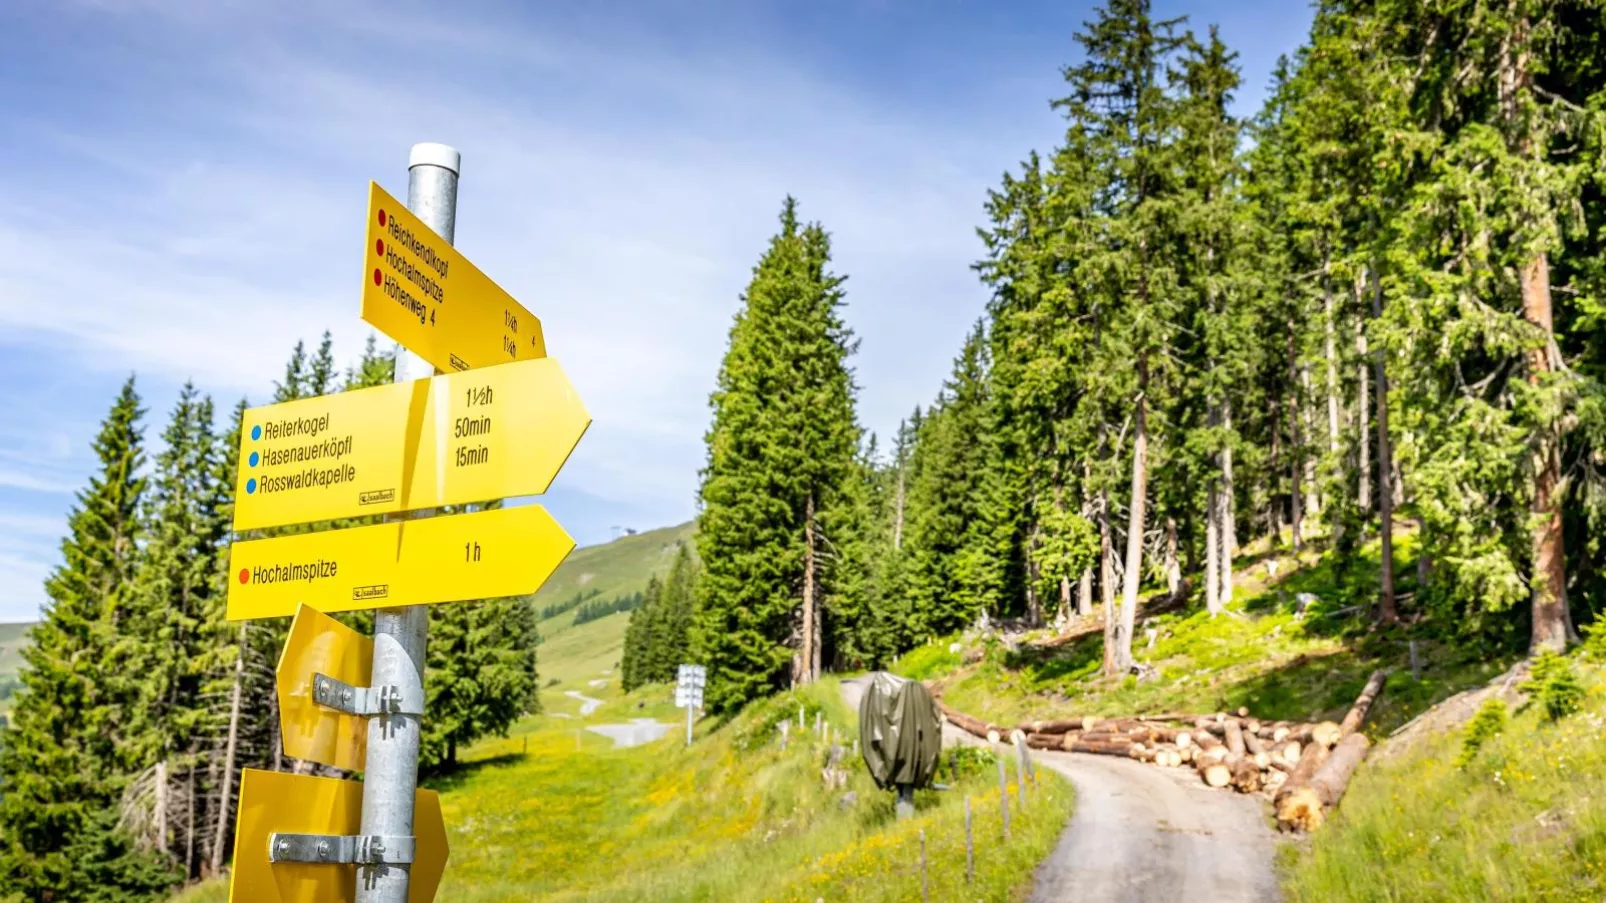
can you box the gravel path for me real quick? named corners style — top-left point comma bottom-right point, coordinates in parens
top-left (838, 676), bottom-right (1281, 903)
top-left (564, 689), bottom-right (604, 716)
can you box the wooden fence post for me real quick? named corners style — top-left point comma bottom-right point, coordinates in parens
top-left (997, 755), bottom-right (1010, 841)
top-left (964, 795), bottom-right (975, 883)
top-left (919, 828), bottom-right (929, 903)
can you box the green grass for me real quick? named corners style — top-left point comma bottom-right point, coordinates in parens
top-left (173, 679), bottom-right (1070, 902)
top-left (1283, 659), bottom-right (1606, 901)
top-left (898, 531), bottom-right (1509, 737)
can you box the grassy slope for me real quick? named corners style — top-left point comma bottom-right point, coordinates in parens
top-left (177, 521), bottom-right (1075, 900)
top-left (895, 527), bottom-right (1606, 901)
top-left (1285, 662), bottom-right (1606, 901)
top-left (902, 531), bottom-right (1509, 737)
top-left (530, 520), bottom-right (694, 713)
top-left (177, 680), bottom-right (1070, 902)
top-left (0, 621), bottom-right (31, 716)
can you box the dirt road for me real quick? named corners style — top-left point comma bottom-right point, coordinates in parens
top-left (839, 676), bottom-right (1280, 902)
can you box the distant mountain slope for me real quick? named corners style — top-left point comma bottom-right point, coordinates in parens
top-left (530, 520), bottom-right (695, 699)
top-left (0, 621), bottom-right (32, 715)
top-left (533, 520), bottom-right (695, 615)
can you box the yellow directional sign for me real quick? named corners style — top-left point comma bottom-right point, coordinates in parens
top-left (276, 605), bottom-right (372, 771)
top-left (362, 181), bottom-right (545, 373)
top-left (227, 505), bottom-right (574, 621)
top-left (228, 769), bottom-right (447, 903)
top-left (231, 357), bottom-right (590, 532)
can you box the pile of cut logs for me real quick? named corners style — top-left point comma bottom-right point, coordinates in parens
top-left (935, 668), bottom-right (1388, 833)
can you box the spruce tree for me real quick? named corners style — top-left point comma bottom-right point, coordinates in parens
top-left (0, 377), bottom-right (180, 900)
top-left (695, 197), bottom-right (861, 711)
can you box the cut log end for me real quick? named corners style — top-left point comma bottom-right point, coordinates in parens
top-left (1311, 721), bottom-right (1342, 749)
top-left (1276, 787), bottom-right (1326, 832)
top-left (1201, 762), bottom-right (1233, 788)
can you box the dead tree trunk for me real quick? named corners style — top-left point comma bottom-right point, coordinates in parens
top-left (1116, 363), bottom-right (1151, 675)
top-left (1206, 482), bottom-right (1221, 615)
top-left (1371, 267), bottom-right (1398, 623)
top-left (1355, 290), bottom-right (1371, 516)
top-left (211, 623), bottom-right (246, 874)
top-left (1100, 487), bottom-right (1117, 676)
top-left (1164, 517), bottom-right (1181, 599)
top-left (1221, 403), bottom-right (1236, 599)
top-left (801, 492), bottom-right (819, 682)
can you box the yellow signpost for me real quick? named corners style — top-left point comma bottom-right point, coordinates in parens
top-left (276, 605), bottom-right (373, 772)
top-left (230, 154), bottom-right (586, 902)
top-left (227, 504), bottom-right (575, 621)
top-left (361, 181), bottom-right (545, 374)
top-left (228, 769), bottom-right (448, 903)
top-left (231, 357), bottom-right (590, 532)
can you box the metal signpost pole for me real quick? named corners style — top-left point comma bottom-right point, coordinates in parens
top-left (356, 142), bottom-right (459, 903)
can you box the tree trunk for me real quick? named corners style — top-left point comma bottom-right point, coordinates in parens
top-left (1116, 363), bottom-right (1150, 675)
top-left (1522, 252), bottom-right (1571, 651)
top-left (1372, 268), bottom-right (1398, 623)
top-left (1078, 568), bottom-right (1093, 618)
top-left (801, 492), bottom-right (818, 683)
top-left (1300, 364), bottom-right (1321, 517)
top-left (893, 462), bottom-right (906, 553)
top-left (1164, 517), bottom-right (1181, 599)
top-left (186, 763), bottom-right (196, 877)
top-left (1323, 267), bottom-right (1341, 455)
top-left (1269, 399), bottom-right (1283, 543)
top-left (1287, 331), bottom-right (1304, 551)
top-left (1206, 484), bottom-right (1221, 616)
top-left (155, 759), bottom-right (169, 854)
top-left (1222, 402), bottom-right (1237, 570)
top-left (1355, 296), bottom-right (1371, 515)
top-left (1100, 488), bottom-right (1117, 677)
top-left (211, 624), bottom-right (246, 874)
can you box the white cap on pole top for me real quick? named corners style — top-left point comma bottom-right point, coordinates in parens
top-left (409, 142), bottom-right (461, 175)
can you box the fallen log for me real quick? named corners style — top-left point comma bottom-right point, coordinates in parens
top-left (1278, 739), bottom-right (1330, 797)
top-left (1273, 740), bottom-right (1302, 767)
top-left (1224, 719), bottom-right (1247, 758)
top-left (1310, 721), bottom-right (1343, 749)
top-left (1024, 732), bottom-right (1062, 751)
top-left (1229, 757), bottom-right (1262, 793)
top-left (1277, 733), bottom-right (1370, 832)
top-left (1062, 735), bottom-right (1134, 755)
top-left (939, 703), bottom-right (1002, 741)
top-left (1198, 759), bottom-right (1232, 788)
top-left (1243, 730), bottom-right (1267, 757)
top-left (1340, 669), bottom-right (1390, 736)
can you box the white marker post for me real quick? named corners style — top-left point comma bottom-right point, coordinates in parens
top-left (675, 664), bottom-right (705, 747)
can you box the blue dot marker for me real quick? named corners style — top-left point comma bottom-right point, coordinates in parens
top-left (249, 451), bottom-right (259, 468)
top-left (251, 425), bottom-right (262, 441)
top-left (246, 478), bottom-right (257, 494)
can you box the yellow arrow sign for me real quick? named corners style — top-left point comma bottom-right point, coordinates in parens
top-left (276, 605), bottom-right (372, 771)
top-left (231, 357), bottom-right (589, 532)
top-left (228, 769), bottom-right (447, 903)
top-left (227, 505), bottom-right (574, 621)
top-left (362, 181), bottom-right (544, 373)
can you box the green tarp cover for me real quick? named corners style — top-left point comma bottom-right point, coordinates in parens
top-left (857, 671), bottom-right (942, 790)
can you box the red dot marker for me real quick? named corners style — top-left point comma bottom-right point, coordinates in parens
top-left (238, 568), bottom-right (250, 585)
top-left (376, 238), bottom-right (385, 256)
top-left (378, 209), bottom-right (387, 227)
top-left (373, 268), bottom-right (382, 286)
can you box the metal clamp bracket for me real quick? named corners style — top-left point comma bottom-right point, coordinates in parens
top-left (269, 832), bottom-right (416, 865)
top-left (311, 672), bottom-right (423, 717)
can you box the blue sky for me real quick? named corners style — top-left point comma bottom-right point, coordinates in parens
top-left (0, 0), bottom-right (1314, 622)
